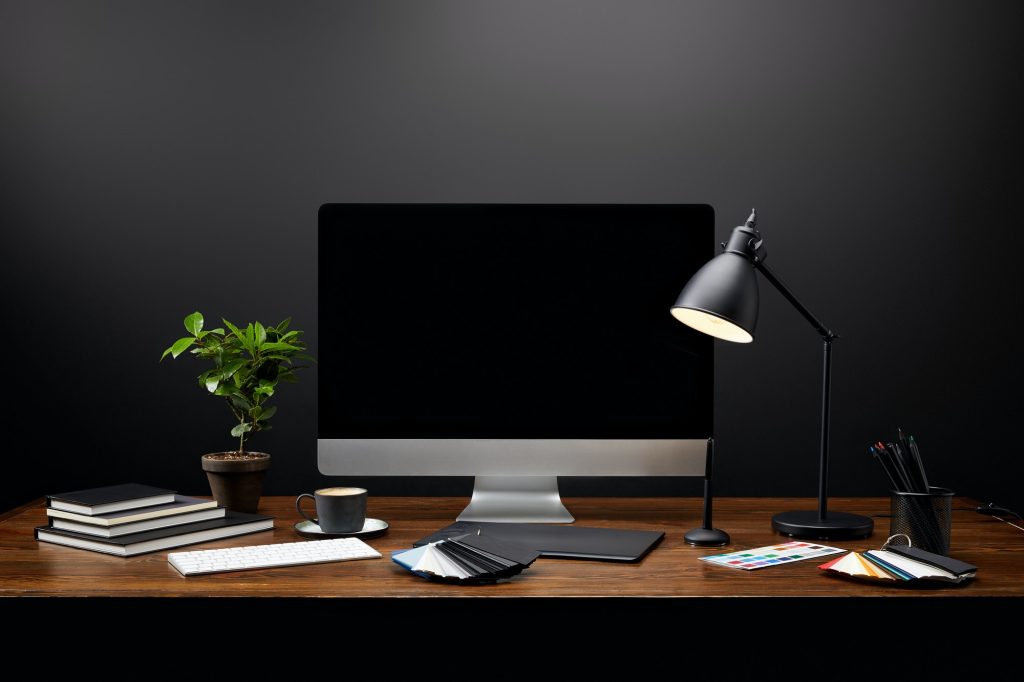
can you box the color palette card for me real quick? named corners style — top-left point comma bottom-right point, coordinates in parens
top-left (700, 541), bottom-right (844, 570)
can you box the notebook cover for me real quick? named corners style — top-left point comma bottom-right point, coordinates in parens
top-left (883, 545), bottom-right (977, 576)
top-left (415, 521), bottom-right (663, 561)
top-left (46, 495), bottom-right (218, 526)
top-left (35, 510), bottom-right (272, 547)
top-left (50, 507), bottom-right (227, 537)
top-left (47, 483), bottom-right (175, 507)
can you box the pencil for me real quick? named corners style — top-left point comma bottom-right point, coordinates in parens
top-left (908, 435), bottom-right (930, 490)
top-left (870, 446), bottom-right (901, 491)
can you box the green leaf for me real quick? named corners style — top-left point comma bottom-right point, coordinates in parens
top-left (230, 423), bottom-right (253, 437)
top-left (295, 353), bottom-right (317, 364)
top-left (219, 344), bottom-right (242, 359)
top-left (254, 379), bottom-right (276, 397)
top-left (207, 328), bottom-right (225, 336)
top-left (260, 342), bottom-right (301, 353)
top-left (260, 355), bottom-right (291, 364)
top-left (213, 383), bottom-right (237, 396)
top-left (184, 312), bottom-right (204, 336)
top-left (229, 395), bottom-right (252, 412)
top-left (279, 330), bottom-right (298, 342)
top-left (221, 359), bottom-right (246, 379)
top-left (205, 374), bottom-right (220, 393)
top-left (279, 372), bottom-right (299, 383)
top-left (161, 337), bottom-right (195, 360)
top-left (258, 406), bottom-right (277, 420)
top-left (222, 319), bottom-right (247, 348)
top-left (254, 322), bottom-right (267, 348)
top-left (276, 317), bottom-right (291, 334)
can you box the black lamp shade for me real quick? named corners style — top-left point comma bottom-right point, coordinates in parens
top-left (671, 252), bottom-right (758, 343)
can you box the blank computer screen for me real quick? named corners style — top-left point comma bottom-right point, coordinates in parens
top-left (317, 204), bottom-right (713, 439)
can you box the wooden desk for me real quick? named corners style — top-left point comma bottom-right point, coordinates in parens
top-left (0, 496), bottom-right (1020, 598)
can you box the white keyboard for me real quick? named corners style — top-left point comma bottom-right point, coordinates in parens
top-left (168, 537), bottom-right (381, 576)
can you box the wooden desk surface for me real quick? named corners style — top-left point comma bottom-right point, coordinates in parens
top-left (0, 496), bottom-right (1020, 597)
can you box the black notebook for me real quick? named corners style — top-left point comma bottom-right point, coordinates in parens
top-left (415, 521), bottom-right (664, 562)
top-left (46, 495), bottom-right (218, 527)
top-left (47, 483), bottom-right (176, 516)
top-left (49, 506), bottom-right (226, 538)
top-left (35, 511), bottom-right (273, 556)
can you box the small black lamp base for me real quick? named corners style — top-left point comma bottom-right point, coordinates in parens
top-left (684, 527), bottom-right (731, 547)
top-left (771, 510), bottom-right (873, 540)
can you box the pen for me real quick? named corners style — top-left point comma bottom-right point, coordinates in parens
top-left (898, 428), bottom-right (911, 456)
top-left (896, 428), bottom-right (921, 491)
top-left (870, 446), bottom-right (901, 491)
top-left (893, 436), bottom-right (942, 549)
top-left (877, 442), bottom-right (910, 492)
top-left (908, 435), bottom-right (930, 490)
top-left (873, 442), bottom-right (896, 491)
top-left (888, 441), bottom-right (920, 493)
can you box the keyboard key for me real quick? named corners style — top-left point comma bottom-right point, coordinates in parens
top-left (167, 537), bottom-right (381, 576)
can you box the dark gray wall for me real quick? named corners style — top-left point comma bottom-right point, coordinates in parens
top-left (3, 1), bottom-right (1022, 514)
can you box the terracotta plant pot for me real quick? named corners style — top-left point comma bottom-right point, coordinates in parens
top-left (201, 452), bottom-right (271, 513)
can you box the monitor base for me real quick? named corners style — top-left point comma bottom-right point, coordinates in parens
top-left (457, 476), bottom-right (575, 523)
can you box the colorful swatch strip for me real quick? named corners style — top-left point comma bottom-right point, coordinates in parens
top-left (700, 541), bottom-right (844, 571)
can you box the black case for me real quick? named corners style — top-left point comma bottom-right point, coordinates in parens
top-left (885, 545), bottom-right (977, 576)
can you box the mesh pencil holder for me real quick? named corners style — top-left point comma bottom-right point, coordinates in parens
top-left (890, 486), bottom-right (954, 556)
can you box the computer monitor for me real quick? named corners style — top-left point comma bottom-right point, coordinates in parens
top-left (317, 204), bottom-right (714, 522)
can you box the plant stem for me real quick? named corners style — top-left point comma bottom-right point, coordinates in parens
top-left (238, 415), bottom-right (246, 454)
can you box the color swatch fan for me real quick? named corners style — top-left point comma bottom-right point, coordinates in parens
top-left (819, 542), bottom-right (976, 585)
top-left (392, 531), bottom-right (540, 583)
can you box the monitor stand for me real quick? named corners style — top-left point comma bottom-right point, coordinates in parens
top-left (457, 476), bottom-right (575, 523)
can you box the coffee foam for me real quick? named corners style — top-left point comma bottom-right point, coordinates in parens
top-left (317, 487), bottom-right (366, 496)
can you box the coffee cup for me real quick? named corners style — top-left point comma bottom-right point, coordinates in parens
top-left (295, 487), bottom-right (367, 533)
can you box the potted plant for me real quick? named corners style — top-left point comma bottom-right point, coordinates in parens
top-left (161, 311), bottom-right (313, 513)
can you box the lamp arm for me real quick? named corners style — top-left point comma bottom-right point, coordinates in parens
top-left (755, 258), bottom-right (836, 520)
top-left (753, 261), bottom-right (838, 342)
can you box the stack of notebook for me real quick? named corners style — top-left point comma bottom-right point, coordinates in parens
top-left (393, 530), bottom-right (540, 583)
top-left (36, 483), bottom-right (273, 556)
top-left (819, 544), bottom-right (976, 585)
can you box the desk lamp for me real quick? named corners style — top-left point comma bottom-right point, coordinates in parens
top-left (671, 210), bottom-right (873, 540)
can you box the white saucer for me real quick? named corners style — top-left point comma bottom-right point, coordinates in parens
top-left (294, 518), bottom-right (389, 539)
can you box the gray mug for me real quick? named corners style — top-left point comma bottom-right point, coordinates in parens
top-left (296, 487), bottom-right (367, 533)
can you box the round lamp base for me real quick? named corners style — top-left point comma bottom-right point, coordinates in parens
top-left (684, 527), bottom-right (731, 547)
top-left (771, 510), bottom-right (874, 540)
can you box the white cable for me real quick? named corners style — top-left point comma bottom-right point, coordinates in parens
top-left (991, 514), bottom-right (1024, 533)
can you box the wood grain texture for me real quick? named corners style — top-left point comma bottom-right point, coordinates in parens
top-left (0, 496), bottom-right (1019, 598)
